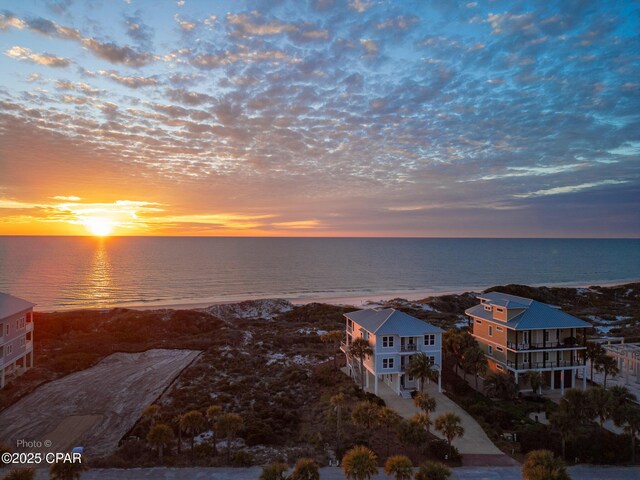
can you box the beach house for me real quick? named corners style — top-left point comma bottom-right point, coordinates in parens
top-left (0, 293), bottom-right (35, 389)
top-left (340, 308), bottom-right (443, 397)
top-left (466, 292), bottom-right (590, 393)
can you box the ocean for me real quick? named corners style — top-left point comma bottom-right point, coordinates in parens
top-left (0, 237), bottom-right (638, 311)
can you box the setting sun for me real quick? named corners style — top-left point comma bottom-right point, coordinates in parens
top-left (83, 218), bottom-right (114, 236)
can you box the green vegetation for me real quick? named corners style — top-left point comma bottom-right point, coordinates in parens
top-left (414, 461), bottom-right (451, 480)
top-left (522, 450), bottom-right (570, 480)
top-left (1, 469), bottom-right (35, 480)
top-left (341, 445), bottom-right (378, 480)
top-left (383, 455), bottom-right (413, 480)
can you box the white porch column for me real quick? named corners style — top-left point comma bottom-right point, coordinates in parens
top-left (551, 369), bottom-right (555, 389)
top-left (571, 369), bottom-right (576, 389)
top-left (582, 367), bottom-right (587, 390)
top-left (515, 371), bottom-right (519, 391)
top-left (438, 370), bottom-right (442, 393)
top-left (560, 370), bottom-right (565, 395)
top-left (396, 374), bottom-right (401, 395)
top-left (374, 374), bottom-right (379, 396)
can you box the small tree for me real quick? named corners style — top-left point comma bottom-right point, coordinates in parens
top-left (397, 418), bottom-right (429, 456)
top-left (259, 462), bottom-right (288, 480)
top-left (549, 408), bottom-right (574, 460)
top-left (378, 406), bottom-right (401, 457)
top-left (142, 404), bottom-right (161, 426)
top-left (321, 330), bottom-right (344, 369)
top-left (585, 342), bottom-right (605, 383)
top-left (413, 392), bottom-right (437, 416)
top-left (616, 405), bottom-right (640, 463)
top-left (349, 338), bottom-right (373, 390)
top-left (216, 413), bottom-right (244, 463)
top-left (406, 352), bottom-right (438, 392)
top-left (522, 450), bottom-right (570, 480)
top-left (609, 385), bottom-right (637, 425)
top-left (483, 372), bottom-right (517, 400)
top-left (179, 410), bottom-right (206, 463)
top-left (290, 458), bottom-right (320, 480)
top-left (146, 423), bottom-right (174, 464)
top-left (527, 371), bottom-right (544, 397)
top-left (330, 392), bottom-right (347, 451)
top-left (342, 445), bottom-right (378, 480)
top-left (595, 354), bottom-right (619, 389)
top-left (352, 400), bottom-right (381, 442)
top-left (2, 469), bottom-right (36, 480)
top-left (412, 412), bottom-right (433, 435)
top-left (586, 387), bottom-right (612, 429)
top-left (415, 461), bottom-right (451, 480)
top-left (383, 455), bottom-right (413, 480)
top-left (434, 412), bottom-right (464, 459)
top-left (461, 344), bottom-right (487, 389)
top-left (206, 405), bottom-right (223, 455)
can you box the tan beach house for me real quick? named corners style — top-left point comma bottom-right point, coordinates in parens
top-left (341, 308), bottom-right (443, 397)
top-left (466, 292), bottom-right (590, 393)
top-left (1, 293), bottom-right (35, 389)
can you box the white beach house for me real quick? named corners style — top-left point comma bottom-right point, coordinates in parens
top-left (0, 293), bottom-right (35, 389)
top-left (341, 308), bottom-right (443, 397)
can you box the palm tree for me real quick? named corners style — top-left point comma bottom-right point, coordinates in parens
top-left (522, 450), bottom-right (570, 480)
top-left (414, 461), bottom-right (451, 480)
top-left (146, 423), bottom-right (174, 464)
top-left (461, 344), bottom-right (487, 389)
top-left (558, 389), bottom-right (593, 425)
top-left (259, 462), bottom-right (288, 480)
top-left (383, 455), bottom-right (413, 480)
top-left (412, 412), bottom-right (432, 434)
top-left (342, 445), bottom-right (378, 480)
top-left (585, 342), bottom-right (605, 383)
top-left (216, 412), bottom-right (244, 463)
top-left (206, 405), bottom-right (222, 455)
top-left (434, 412), bottom-right (464, 458)
top-left (3, 469), bottom-right (35, 480)
top-left (352, 401), bottom-right (381, 430)
top-left (49, 461), bottom-right (86, 480)
top-left (483, 372), bottom-right (516, 400)
top-left (349, 338), bottom-right (373, 390)
top-left (321, 330), bottom-right (344, 369)
top-left (179, 410), bottom-right (206, 463)
top-left (290, 458), bottom-right (320, 480)
top-left (609, 386), bottom-right (637, 426)
top-left (586, 387), bottom-right (612, 429)
top-left (595, 354), bottom-right (619, 389)
top-left (527, 371), bottom-right (544, 397)
top-left (405, 352), bottom-right (437, 392)
top-left (142, 404), bottom-right (161, 426)
top-left (397, 418), bottom-right (429, 456)
top-left (330, 392), bottom-right (347, 452)
top-left (549, 408), bottom-right (575, 460)
top-left (413, 392), bottom-right (437, 415)
top-left (616, 405), bottom-right (640, 463)
top-left (378, 406), bottom-right (401, 457)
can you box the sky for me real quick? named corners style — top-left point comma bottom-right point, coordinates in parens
top-left (0, 0), bottom-right (638, 237)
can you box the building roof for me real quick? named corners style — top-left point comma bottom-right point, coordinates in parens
top-left (465, 292), bottom-right (590, 330)
top-left (0, 292), bottom-right (35, 320)
top-left (345, 308), bottom-right (443, 336)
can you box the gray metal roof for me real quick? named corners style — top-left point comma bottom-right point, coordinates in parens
top-left (465, 292), bottom-right (590, 330)
top-left (345, 308), bottom-right (443, 336)
top-left (0, 292), bottom-right (35, 320)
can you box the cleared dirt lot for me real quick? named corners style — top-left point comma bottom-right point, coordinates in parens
top-left (0, 349), bottom-right (200, 457)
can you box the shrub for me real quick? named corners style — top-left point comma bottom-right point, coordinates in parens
top-left (429, 439), bottom-right (460, 462)
top-left (231, 450), bottom-right (254, 467)
top-left (259, 462), bottom-right (288, 480)
top-left (415, 461), bottom-right (451, 480)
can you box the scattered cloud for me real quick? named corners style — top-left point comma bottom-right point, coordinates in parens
top-left (5, 46), bottom-right (70, 67)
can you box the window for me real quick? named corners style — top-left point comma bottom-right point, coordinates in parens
top-left (496, 307), bottom-right (504, 313)
top-left (347, 319), bottom-right (353, 332)
top-left (544, 330), bottom-right (550, 342)
top-left (382, 358), bottom-right (395, 369)
top-left (424, 334), bottom-right (435, 346)
top-left (544, 351), bottom-right (550, 361)
top-left (488, 326), bottom-right (493, 337)
top-left (428, 356), bottom-right (436, 365)
top-left (362, 331), bottom-right (369, 341)
top-left (496, 346), bottom-right (504, 352)
top-left (496, 326), bottom-right (503, 332)
top-left (7, 345), bottom-right (12, 355)
top-left (382, 336), bottom-right (394, 348)
top-left (488, 345), bottom-right (493, 355)
top-left (476, 319), bottom-right (482, 325)
top-left (484, 305), bottom-right (491, 311)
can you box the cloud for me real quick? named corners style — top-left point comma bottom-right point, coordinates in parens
top-left (227, 12), bottom-right (297, 37)
top-left (349, 0), bottom-right (373, 13)
top-left (98, 70), bottom-right (158, 88)
top-left (514, 180), bottom-right (629, 198)
top-left (174, 14), bottom-right (196, 32)
top-left (360, 38), bottom-right (379, 57)
top-left (5, 46), bottom-right (70, 67)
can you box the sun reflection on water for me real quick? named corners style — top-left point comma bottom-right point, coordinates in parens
top-left (88, 239), bottom-right (112, 305)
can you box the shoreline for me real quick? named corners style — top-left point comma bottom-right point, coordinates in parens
top-left (36, 278), bottom-right (639, 313)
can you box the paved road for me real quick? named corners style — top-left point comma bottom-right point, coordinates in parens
top-left (26, 465), bottom-right (640, 479)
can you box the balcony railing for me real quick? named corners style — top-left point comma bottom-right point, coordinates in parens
top-left (506, 338), bottom-right (582, 351)
top-left (506, 359), bottom-right (585, 369)
top-left (340, 341), bottom-right (348, 353)
top-left (400, 344), bottom-right (418, 352)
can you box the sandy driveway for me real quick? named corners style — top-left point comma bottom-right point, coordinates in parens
top-left (0, 349), bottom-right (200, 457)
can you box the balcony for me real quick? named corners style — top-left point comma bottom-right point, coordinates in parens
top-left (506, 358), bottom-right (585, 370)
top-left (340, 341), bottom-right (348, 353)
top-left (26, 322), bottom-right (33, 332)
top-left (400, 344), bottom-right (418, 352)
top-left (506, 337), bottom-right (582, 351)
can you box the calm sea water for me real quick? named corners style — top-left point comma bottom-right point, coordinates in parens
top-left (0, 237), bottom-right (638, 311)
